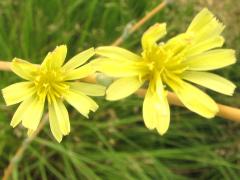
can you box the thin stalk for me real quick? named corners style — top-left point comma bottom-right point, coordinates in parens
top-left (3, 114), bottom-right (48, 180)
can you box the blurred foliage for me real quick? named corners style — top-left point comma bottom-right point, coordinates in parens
top-left (0, 0), bottom-right (240, 179)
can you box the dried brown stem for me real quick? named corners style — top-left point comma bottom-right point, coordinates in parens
top-left (111, 0), bottom-right (167, 46)
top-left (136, 89), bottom-right (240, 123)
top-left (0, 61), bottom-right (11, 71)
top-left (2, 114), bottom-right (48, 180)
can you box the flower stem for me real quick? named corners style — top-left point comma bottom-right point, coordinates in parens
top-left (0, 61), bottom-right (11, 71)
top-left (136, 89), bottom-right (240, 122)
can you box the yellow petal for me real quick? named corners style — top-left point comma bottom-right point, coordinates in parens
top-left (182, 71), bottom-right (236, 96)
top-left (49, 102), bottom-right (63, 142)
top-left (143, 79), bottom-right (170, 134)
top-left (96, 46), bottom-right (141, 62)
top-left (64, 90), bottom-right (98, 118)
top-left (183, 49), bottom-right (236, 70)
top-left (142, 23), bottom-right (167, 49)
top-left (2, 82), bottom-right (35, 106)
top-left (10, 97), bottom-right (34, 128)
top-left (167, 78), bottom-right (218, 118)
top-left (22, 96), bottom-right (45, 130)
top-left (92, 58), bottom-right (148, 77)
top-left (52, 98), bottom-right (70, 135)
top-left (63, 48), bottom-right (94, 71)
top-left (164, 33), bottom-right (192, 54)
top-left (187, 8), bottom-right (225, 42)
top-left (42, 45), bottom-right (67, 69)
top-left (106, 76), bottom-right (144, 101)
top-left (186, 36), bottom-right (224, 56)
top-left (68, 82), bottom-right (106, 96)
top-left (63, 63), bottom-right (95, 80)
top-left (11, 58), bottom-right (39, 80)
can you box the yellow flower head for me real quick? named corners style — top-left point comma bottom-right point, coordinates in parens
top-left (93, 8), bottom-right (236, 135)
top-left (2, 45), bottom-right (106, 142)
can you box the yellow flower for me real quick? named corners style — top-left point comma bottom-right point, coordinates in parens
top-left (2, 45), bottom-right (106, 142)
top-left (93, 8), bottom-right (236, 135)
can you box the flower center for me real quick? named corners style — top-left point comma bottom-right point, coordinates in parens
top-left (143, 44), bottom-right (188, 82)
top-left (34, 68), bottom-right (69, 99)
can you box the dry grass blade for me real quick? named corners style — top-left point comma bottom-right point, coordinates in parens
top-left (3, 114), bottom-right (49, 180)
top-left (111, 0), bottom-right (168, 46)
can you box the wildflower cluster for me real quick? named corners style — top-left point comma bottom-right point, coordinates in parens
top-left (2, 9), bottom-right (236, 142)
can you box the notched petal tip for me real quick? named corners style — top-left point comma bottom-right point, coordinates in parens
top-left (187, 8), bottom-right (225, 43)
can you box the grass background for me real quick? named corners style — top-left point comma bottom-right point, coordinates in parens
top-left (0, 0), bottom-right (240, 179)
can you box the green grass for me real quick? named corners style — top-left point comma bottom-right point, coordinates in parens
top-left (0, 0), bottom-right (240, 179)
